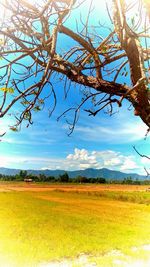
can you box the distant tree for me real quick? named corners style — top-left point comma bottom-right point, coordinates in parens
top-left (0, 0), bottom-right (149, 134)
top-left (75, 176), bottom-right (88, 183)
top-left (88, 178), bottom-right (97, 183)
top-left (17, 170), bottom-right (28, 180)
top-left (97, 177), bottom-right (106, 184)
top-left (38, 173), bottom-right (47, 182)
top-left (46, 176), bottom-right (56, 182)
top-left (133, 179), bottom-right (141, 185)
top-left (59, 172), bottom-right (69, 183)
top-left (122, 176), bottom-right (133, 184)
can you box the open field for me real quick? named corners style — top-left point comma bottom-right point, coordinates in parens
top-left (0, 182), bottom-right (150, 266)
top-left (0, 181), bottom-right (150, 192)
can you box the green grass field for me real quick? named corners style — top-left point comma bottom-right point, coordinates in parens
top-left (0, 184), bottom-right (150, 266)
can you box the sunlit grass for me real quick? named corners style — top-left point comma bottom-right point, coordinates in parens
top-left (0, 188), bottom-right (150, 266)
top-left (79, 189), bottom-right (150, 204)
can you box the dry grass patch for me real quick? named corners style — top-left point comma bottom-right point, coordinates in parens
top-left (0, 184), bottom-right (150, 266)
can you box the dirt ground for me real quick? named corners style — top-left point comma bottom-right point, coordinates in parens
top-left (0, 182), bottom-right (150, 192)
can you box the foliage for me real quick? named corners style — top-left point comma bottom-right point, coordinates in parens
top-left (17, 170), bottom-right (28, 180)
top-left (0, 172), bottom-right (150, 185)
top-left (0, 87), bottom-right (14, 94)
top-left (59, 172), bottom-right (69, 183)
top-left (75, 175), bottom-right (88, 183)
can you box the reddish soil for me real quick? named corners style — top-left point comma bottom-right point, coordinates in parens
top-left (0, 182), bottom-right (149, 192)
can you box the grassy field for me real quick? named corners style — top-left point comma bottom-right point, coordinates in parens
top-left (0, 183), bottom-right (150, 266)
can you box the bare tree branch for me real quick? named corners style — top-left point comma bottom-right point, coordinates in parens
top-left (0, 0), bottom-right (149, 132)
top-left (133, 146), bottom-right (150, 160)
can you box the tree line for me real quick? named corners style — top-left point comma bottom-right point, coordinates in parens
top-left (0, 171), bottom-right (150, 185)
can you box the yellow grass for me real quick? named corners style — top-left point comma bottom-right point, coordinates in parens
top-left (0, 183), bottom-right (150, 266)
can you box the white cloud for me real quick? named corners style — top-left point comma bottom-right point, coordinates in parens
top-left (120, 157), bottom-right (138, 171)
top-left (0, 155), bottom-right (62, 169)
top-left (95, 151), bottom-right (139, 171)
top-left (75, 121), bottom-right (149, 144)
top-left (45, 148), bottom-right (140, 173)
top-left (0, 148), bottom-right (146, 174)
top-left (141, 157), bottom-right (150, 165)
top-left (66, 148), bottom-right (100, 170)
top-left (1, 136), bottom-right (54, 146)
top-left (0, 157), bottom-right (8, 168)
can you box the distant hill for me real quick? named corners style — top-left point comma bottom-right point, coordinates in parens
top-left (0, 167), bottom-right (146, 180)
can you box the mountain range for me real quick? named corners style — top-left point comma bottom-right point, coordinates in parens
top-left (0, 167), bottom-right (147, 180)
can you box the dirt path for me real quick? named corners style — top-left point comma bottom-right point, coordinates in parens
top-left (0, 183), bottom-right (149, 192)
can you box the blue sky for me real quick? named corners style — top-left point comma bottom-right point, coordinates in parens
top-left (0, 99), bottom-right (149, 174)
top-left (0, 0), bottom-right (149, 174)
